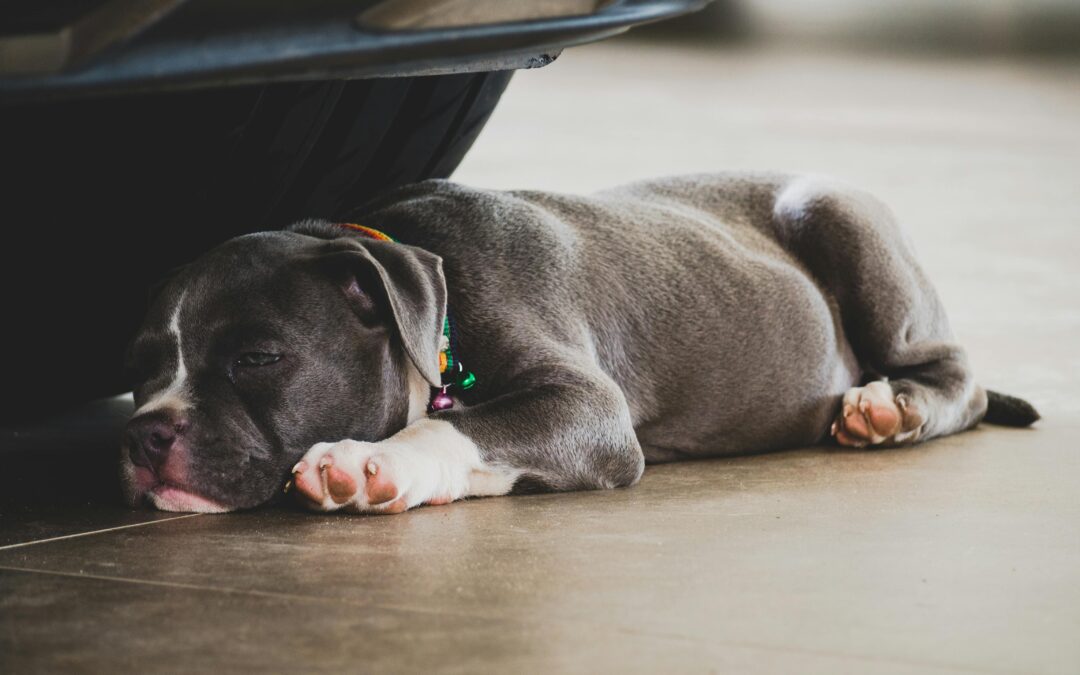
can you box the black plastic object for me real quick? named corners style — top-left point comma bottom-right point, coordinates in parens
top-left (0, 0), bottom-right (708, 101)
top-left (0, 71), bottom-right (512, 421)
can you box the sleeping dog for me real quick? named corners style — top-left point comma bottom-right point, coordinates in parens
top-left (121, 173), bottom-right (1038, 513)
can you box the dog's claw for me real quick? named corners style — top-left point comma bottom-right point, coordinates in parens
top-left (367, 461), bottom-right (378, 476)
top-left (292, 461), bottom-right (308, 474)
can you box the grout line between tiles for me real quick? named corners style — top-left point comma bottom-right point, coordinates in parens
top-left (0, 514), bottom-right (204, 552)
top-left (0, 563), bottom-right (1017, 675)
top-left (0, 563), bottom-right (369, 605)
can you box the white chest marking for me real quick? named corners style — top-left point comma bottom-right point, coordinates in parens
top-left (405, 362), bottom-right (430, 424)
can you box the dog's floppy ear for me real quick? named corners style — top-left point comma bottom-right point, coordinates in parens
top-left (319, 238), bottom-right (447, 387)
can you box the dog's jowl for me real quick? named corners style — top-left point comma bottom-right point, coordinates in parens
top-left (121, 173), bottom-right (1039, 513)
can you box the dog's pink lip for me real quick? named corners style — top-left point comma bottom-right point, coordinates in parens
top-left (147, 484), bottom-right (230, 513)
top-left (123, 457), bottom-right (228, 512)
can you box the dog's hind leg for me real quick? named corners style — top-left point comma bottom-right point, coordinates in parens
top-left (771, 177), bottom-right (987, 447)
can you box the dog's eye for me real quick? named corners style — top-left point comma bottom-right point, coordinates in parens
top-left (234, 352), bottom-right (283, 368)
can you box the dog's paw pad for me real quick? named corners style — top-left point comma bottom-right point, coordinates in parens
top-left (326, 464), bottom-right (358, 504)
top-left (363, 461), bottom-right (399, 506)
top-left (832, 381), bottom-right (922, 447)
top-left (292, 460), bottom-right (328, 505)
top-left (378, 498), bottom-right (409, 515)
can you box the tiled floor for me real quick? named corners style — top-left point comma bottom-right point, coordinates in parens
top-left (3, 39), bottom-right (1079, 673)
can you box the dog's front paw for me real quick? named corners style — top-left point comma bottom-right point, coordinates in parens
top-left (291, 438), bottom-right (465, 515)
top-left (831, 381), bottom-right (924, 447)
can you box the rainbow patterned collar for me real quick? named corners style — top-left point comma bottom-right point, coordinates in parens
top-left (338, 223), bottom-right (475, 411)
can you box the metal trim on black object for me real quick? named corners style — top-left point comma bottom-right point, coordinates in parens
top-left (0, 0), bottom-right (709, 103)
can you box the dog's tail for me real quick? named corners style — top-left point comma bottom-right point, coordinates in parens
top-left (982, 389), bottom-right (1040, 427)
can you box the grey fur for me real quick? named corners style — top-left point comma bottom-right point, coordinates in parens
top-left (124, 172), bottom-right (1009, 510)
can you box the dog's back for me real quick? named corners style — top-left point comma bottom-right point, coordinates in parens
top-left (354, 173), bottom-right (857, 457)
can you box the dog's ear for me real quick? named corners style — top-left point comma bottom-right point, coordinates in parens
top-left (316, 238), bottom-right (447, 387)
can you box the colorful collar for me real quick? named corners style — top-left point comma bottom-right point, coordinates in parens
top-left (338, 223), bottom-right (475, 412)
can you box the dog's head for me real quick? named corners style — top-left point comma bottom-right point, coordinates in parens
top-left (120, 222), bottom-right (445, 512)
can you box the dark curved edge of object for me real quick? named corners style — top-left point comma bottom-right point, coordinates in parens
top-left (0, 0), bottom-right (709, 102)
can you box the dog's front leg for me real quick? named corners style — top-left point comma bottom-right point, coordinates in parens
top-left (291, 368), bottom-right (645, 514)
top-left (290, 421), bottom-right (503, 514)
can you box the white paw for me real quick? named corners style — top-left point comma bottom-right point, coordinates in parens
top-left (289, 419), bottom-right (519, 515)
top-left (290, 439), bottom-right (460, 514)
top-left (830, 381), bottom-right (924, 447)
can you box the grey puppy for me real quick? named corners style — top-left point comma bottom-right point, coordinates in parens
top-left (121, 173), bottom-right (1038, 514)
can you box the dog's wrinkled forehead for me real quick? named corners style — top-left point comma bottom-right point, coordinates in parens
top-left (145, 232), bottom-right (334, 332)
top-left (162, 232), bottom-right (309, 307)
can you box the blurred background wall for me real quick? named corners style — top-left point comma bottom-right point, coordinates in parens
top-left (654, 0), bottom-right (1080, 54)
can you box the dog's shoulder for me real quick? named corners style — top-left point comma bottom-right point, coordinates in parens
top-left (286, 219), bottom-right (347, 240)
top-left (285, 179), bottom-right (524, 242)
top-left (338, 180), bottom-right (578, 252)
top-left (356, 179), bottom-right (506, 218)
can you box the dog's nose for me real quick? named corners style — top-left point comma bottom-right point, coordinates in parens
top-left (126, 413), bottom-right (188, 471)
